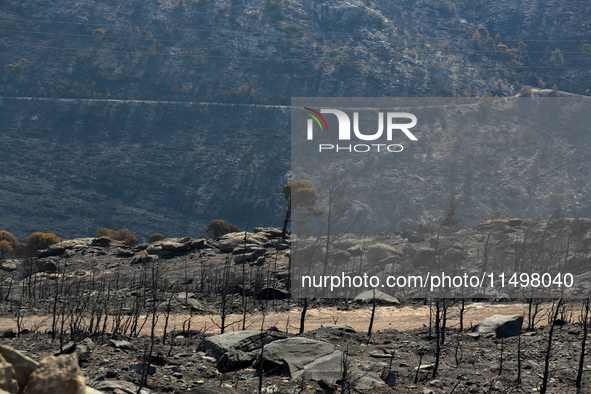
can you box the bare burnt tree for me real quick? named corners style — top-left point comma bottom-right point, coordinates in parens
top-left (367, 289), bottom-right (377, 342)
top-left (540, 298), bottom-right (563, 394)
top-left (576, 298), bottom-right (590, 391)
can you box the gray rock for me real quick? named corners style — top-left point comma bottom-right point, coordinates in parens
top-left (130, 251), bottom-right (151, 265)
top-left (197, 330), bottom-right (285, 360)
top-left (147, 237), bottom-right (212, 256)
top-left (22, 353), bottom-right (85, 394)
top-left (175, 293), bottom-right (204, 311)
top-left (216, 349), bottom-right (256, 372)
top-left (94, 380), bottom-right (148, 394)
top-left (402, 231), bottom-right (424, 243)
top-left (0, 262), bottom-right (17, 272)
top-left (180, 388), bottom-right (247, 394)
top-left (314, 325), bottom-right (356, 334)
top-left (91, 237), bottom-right (112, 247)
top-left (412, 247), bottom-right (435, 267)
top-left (35, 259), bottom-right (57, 273)
top-left (254, 337), bottom-right (335, 377)
top-left (332, 250), bottom-right (351, 263)
top-left (347, 245), bottom-right (363, 256)
top-left (354, 290), bottom-right (400, 305)
top-left (366, 244), bottom-right (399, 265)
top-left (0, 329), bottom-right (15, 339)
top-left (217, 232), bottom-right (268, 253)
top-left (0, 353), bottom-right (19, 394)
top-left (116, 248), bottom-right (135, 257)
top-left (233, 249), bottom-right (265, 264)
top-left (301, 350), bottom-right (384, 390)
top-left (253, 227), bottom-right (283, 238)
top-left (276, 240), bottom-right (290, 250)
top-left (108, 339), bottom-right (136, 351)
top-left (508, 218), bottom-right (524, 227)
top-left (0, 345), bottom-right (39, 390)
top-left (385, 371), bottom-right (396, 386)
top-left (472, 314), bottom-right (523, 338)
top-left (130, 363), bottom-right (156, 375)
top-left (36, 244), bottom-right (65, 258)
top-left (231, 245), bottom-right (266, 255)
top-left (257, 288), bottom-right (290, 300)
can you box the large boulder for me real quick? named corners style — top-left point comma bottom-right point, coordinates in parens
top-left (472, 314), bottom-right (523, 338)
top-left (252, 227), bottom-right (283, 239)
top-left (22, 353), bottom-right (85, 394)
top-left (254, 338), bottom-right (383, 389)
top-left (147, 237), bottom-right (212, 257)
top-left (36, 238), bottom-right (94, 258)
top-left (175, 292), bottom-right (205, 311)
top-left (366, 244), bottom-right (399, 265)
top-left (197, 330), bottom-right (285, 360)
top-left (217, 232), bottom-right (269, 253)
top-left (254, 337), bottom-right (335, 377)
top-left (216, 349), bottom-right (255, 372)
top-left (347, 244), bottom-right (363, 256)
top-left (300, 350), bottom-right (384, 390)
top-left (0, 354), bottom-right (19, 394)
top-left (354, 290), bottom-right (400, 305)
top-left (36, 245), bottom-right (65, 258)
top-left (0, 345), bottom-right (39, 390)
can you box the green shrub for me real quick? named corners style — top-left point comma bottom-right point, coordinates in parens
top-left (204, 220), bottom-right (239, 239)
top-left (265, 0), bottom-right (285, 18)
top-left (277, 24), bottom-right (304, 36)
top-left (3, 58), bottom-right (27, 74)
top-left (551, 49), bottom-right (564, 65)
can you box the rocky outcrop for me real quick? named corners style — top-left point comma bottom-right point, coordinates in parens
top-left (147, 237), bottom-right (213, 257)
top-left (217, 232), bottom-right (269, 253)
top-left (472, 314), bottom-right (524, 338)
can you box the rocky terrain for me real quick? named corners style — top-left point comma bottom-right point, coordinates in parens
top-left (0, 218), bottom-right (591, 392)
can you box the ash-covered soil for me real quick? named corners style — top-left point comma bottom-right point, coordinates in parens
top-left (1, 312), bottom-right (589, 393)
top-left (1, 223), bottom-right (590, 392)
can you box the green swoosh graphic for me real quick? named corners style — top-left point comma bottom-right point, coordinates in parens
top-left (305, 112), bottom-right (324, 131)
